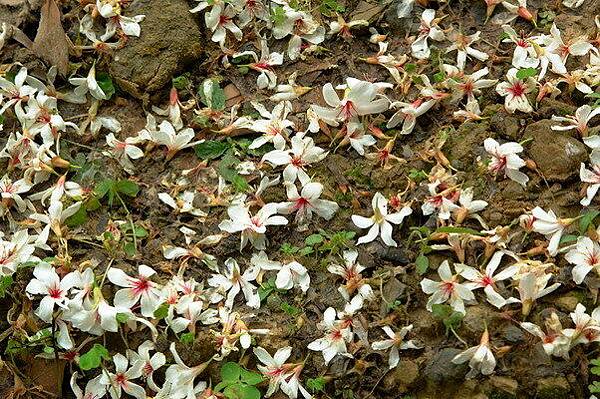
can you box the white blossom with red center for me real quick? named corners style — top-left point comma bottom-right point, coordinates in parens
top-left (100, 353), bottom-right (146, 399)
top-left (495, 67), bottom-right (535, 113)
top-left (25, 262), bottom-right (80, 323)
top-left (458, 251), bottom-right (519, 308)
top-left (484, 137), bottom-right (529, 186)
top-left (107, 264), bottom-right (163, 318)
top-left (307, 307), bottom-right (353, 364)
top-left (420, 260), bottom-right (475, 314)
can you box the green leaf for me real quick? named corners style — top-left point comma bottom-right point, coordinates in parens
top-left (221, 362), bottom-right (242, 383)
top-left (516, 68), bottom-right (537, 79)
top-left (180, 332), bottom-right (195, 344)
top-left (586, 93), bottom-right (600, 99)
top-left (123, 242), bottom-right (136, 257)
top-left (281, 302), bottom-right (302, 316)
top-left (559, 234), bottom-right (578, 244)
top-left (305, 234), bottom-right (324, 246)
top-left (0, 276), bottom-right (13, 299)
top-left (133, 226), bottom-right (148, 238)
top-left (224, 385), bottom-right (261, 399)
top-left (434, 226), bottom-right (483, 236)
top-left (298, 246), bottom-right (314, 256)
top-left (153, 303), bottom-right (169, 319)
top-left (404, 63), bottom-right (417, 73)
top-left (580, 209), bottom-right (600, 233)
top-left (590, 381), bottom-right (600, 393)
top-left (94, 179), bottom-right (113, 199)
top-left (307, 377), bottom-right (326, 393)
top-left (79, 344), bottom-right (110, 370)
top-left (218, 152), bottom-right (250, 192)
top-left (280, 243), bottom-right (299, 255)
top-left (195, 140), bottom-right (230, 160)
top-left (239, 369), bottom-right (263, 385)
top-left (200, 79), bottom-right (226, 110)
top-left (116, 313), bottom-right (130, 323)
top-left (115, 180), bottom-right (139, 197)
top-left (0, 114), bottom-right (4, 125)
top-left (415, 255), bottom-right (429, 275)
top-left (172, 74), bottom-right (190, 90)
top-left (271, 5), bottom-right (286, 24)
top-left (65, 206), bottom-right (88, 227)
top-left (96, 72), bottom-right (115, 100)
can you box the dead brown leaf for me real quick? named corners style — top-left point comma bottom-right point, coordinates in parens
top-left (32, 0), bottom-right (69, 75)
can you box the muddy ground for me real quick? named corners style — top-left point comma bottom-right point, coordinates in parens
top-left (2, 0), bottom-right (600, 398)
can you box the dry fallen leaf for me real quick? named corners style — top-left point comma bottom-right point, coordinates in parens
top-left (32, 0), bottom-right (69, 75)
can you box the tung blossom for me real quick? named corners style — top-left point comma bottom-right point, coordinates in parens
top-left (531, 206), bottom-right (573, 256)
top-left (451, 329), bottom-right (496, 378)
top-left (371, 325), bottom-right (420, 369)
top-left (218, 202), bottom-right (288, 250)
top-left (262, 134), bottom-right (328, 184)
top-left (277, 181), bottom-right (339, 229)
top-left (107, 264), bottom-right (163, 318)
top-left (484, 137), bottom-right (529, 186)
top-left (551, 105), bottom-right (600, 137)
top-left (208, 258), bottom-right (260, 309)
top-left (307, 307), bottom-right (353, 364)
top-left (352, 192), bottom-right (412, 247)
top-left (411, 9), bottom-right (445, 59)
top-left (565, 236), bottom-right (600, 284)
top-left (495, 68), bottom-right (535, 113)
top-left (420, 260), bottom-right (475, 314)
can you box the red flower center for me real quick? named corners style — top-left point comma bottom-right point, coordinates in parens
top-left (508, 82), bottom-right (525, 97)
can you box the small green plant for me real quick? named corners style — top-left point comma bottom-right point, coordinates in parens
top-left (79, 344), bottom-right (111, 370)
top-left (589, 358), bottom-right (600, 393)
top-left (431, 304), bottom-right (464, 336)
top-left (306, 376), bottom-right (326, 393)
top-left (408, 226), bottom-right (432, 275)
top-left (258, 277), bottom-right (287, 301)
top-left (214, 362), bottom-right (263, 399)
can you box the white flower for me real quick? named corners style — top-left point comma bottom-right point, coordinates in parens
top-left (484, 137), bottom-right (529, 186)
top-left (562, 0), bottom-right (585, 7)
top-left (580, 158), bottom-right (600, 206)
top-left (329, 16), bottom-right (368, 38)
top-left (251, 251), bottom-right (310, 293)
top-left (147, 120), bottom-right (202, 160)
top-left (205, 4), bottom-right (242, 47)
top-left (551, 105), bottom-right (600, 137)
top-left (565, 236), bottom-right (600, 284)
top-left (164, 343), bottom-right (208, 399)
top-left (445, 31), bottom-right (489, 70)
top-left (159, 191), bottom-right (207, 217)
top-left (253, 346), bottom-right (292, 397)
top-left (107, 264), bottom-right (163, 317)
top-left (29, 201), bottom-right (82, 243)
top-left (208, 258), bottom-right (260, 309)
top-left (495, 68), bottom-right (535, 113)
top-left (0, 67), bottom-right (37, 112)
top-left (328, 249), bottom-right (373, 302)
top-left (307, 307), bottom-right (353, 364)
top-left (100, 353), bottom-right (146, 399)
top-left (562, 303), bottom-right (600, 346)
top-left (25, 262), bottom-right (79, 323)
top-left (249, 101), bottom-right (294, 150)
top-left (69, 64), bottom-right (107, 100)
top-left (386, 98), bottom-right (436, 133)
top-left (371, 325), bottom-right (420, 369)
top-left (411, 9), bottom-right (445, 59)
top-left (262, 134), bottom-right (328, 184)
top-left (272, 6), bottom-right (325, 60)
top-left (545, 23), bottom-right (592, 63)
top-left (310, 77), bottom-right (389, 128)
top-left (70, 372), bottom-right (106, 399)
top-left (277, 181), bottom-right (338, 229)
top-left (447, 187), bottom-right (488, 223)
top-left (451, 329), bottom-right (496, 378)
top-left (531, 206), bottom-right (573, 256)
top-left (501, 25), bottom-right (538, 68)
top-left (492, 0), bottom-right (534, 24)
top-left (106, 133), bottom-right (144, 173)
top-left (448, 67), bottom-right (497, 104)
top-left (516, 271), bottom-right (561, 315)
top-left (458, 251), bottom-right (518, 308)
top-left (0, 230), bottom-right (36, 276)
top-left (269, 72), bottom-right (312, 102)
top-left (352, 192), bottom-right (412, 247)
top-left (420, 260), bottom-right (475, 314)
top-left (0, 175), bottom-right (31, 214)
top-left (235, 40), bottom-right (283, 89)
top-left (520, 313), bottom-right (571, 358)
top-left (218, 202), bottom-right (288, 250)
top-left (128, 340), bottom-right (166, 392)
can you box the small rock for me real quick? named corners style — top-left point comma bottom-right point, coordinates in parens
top-left (501, 325), bottom-right (525, 344)
top-left (525, 120), bottom-right (587, 182)
top-left (555, 295), bottom-right (580, 312)
top-left (382, 277), bottom-right (406, 304)
top-left (536, 376), bottom-right (571, 399)
top-left (489, 376), bottom-right (518, 398)
top-left (383, 360), bottom-right (419, 392)
top-left (424, 348), bottom-right (469, 384)
top-left (489, 111), bottom-right (521, 141)
top-left (110, 0), bottom-right (203, 98)
top-left (460, 305), bottom-right (497, 341)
